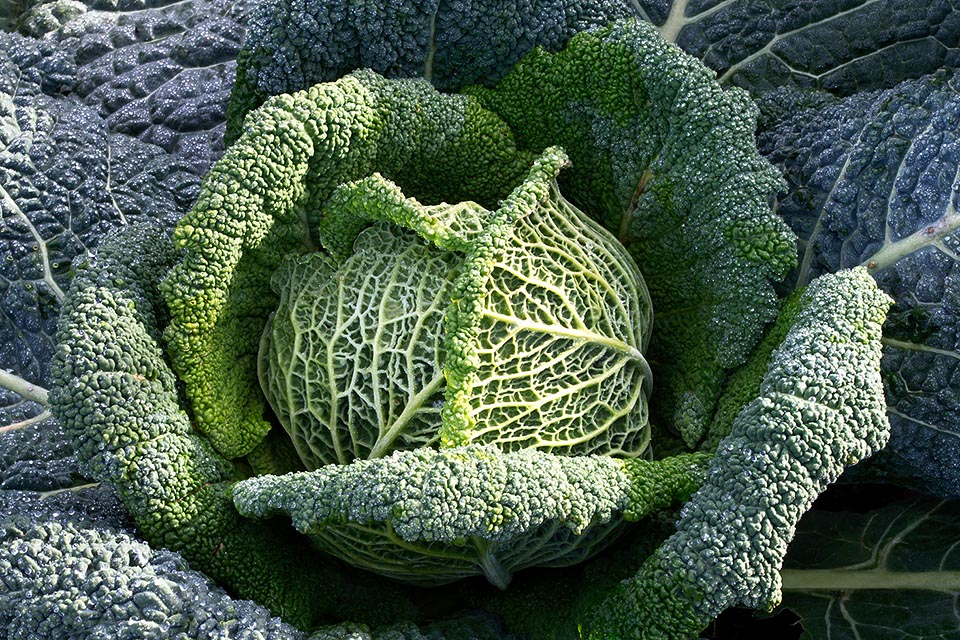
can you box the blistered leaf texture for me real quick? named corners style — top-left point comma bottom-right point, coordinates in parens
top-left (1, 1), bottom-right (251, 424)
top-left (51, 224), bottom-right (418, 628)
top-left (162, 70), bottom-right (532, 459)
top-left (19, 0), bottom-right (255, 173)
top-left (760, 70), bottom-right (960, 498)
top-left (260, 229), bottom-right (454, 467)
top-left (0, 412), bottom-right (75, 491)
top-left (229, 0), bottom-right (960, 141)
top-left (234, 445), bottom-right (709, 587)
top-left (637, 0), bottom-right (960, 96)
top-left (0, 32), bottom-right (200, 428)
top-left (584, 268), bottom-right (892, 640)
top-left (0, 512), bottom-right (514, 638)
top-left (0, 519), bottom-right (306, 640)
top-left (227, 0), bottom-right (641, 137)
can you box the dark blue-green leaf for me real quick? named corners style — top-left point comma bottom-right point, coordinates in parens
top-left (759, 70), bottom-right (960, 497)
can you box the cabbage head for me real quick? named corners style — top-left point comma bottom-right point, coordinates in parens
top-left (259, 154), bottom-right (653, 465)
top-left (242, 149), bottom-right (658, 585)
top-left (48, 19), bottom-right (891, 636)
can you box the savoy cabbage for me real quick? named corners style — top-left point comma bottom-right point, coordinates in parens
top-left (1, 1), bottom-right (959, 639)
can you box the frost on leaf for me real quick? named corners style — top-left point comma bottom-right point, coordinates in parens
top-left (761, 69), bottom-right (960, 497)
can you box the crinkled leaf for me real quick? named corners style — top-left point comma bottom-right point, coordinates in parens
top-left (230, 0), bottom-right (960, 135)
top-left (226, 0), bottom-right (643, 139)
top-left (468, 19), bottom-right (794, 446)
top-left (261, 159), bottom-right (652, 467)
top-left (0, 510), bottom-right (514, 639)
top-left (0, 0), bottom-right (46, 29)
top-left (234, 444), bottom-right (708, 588)
top-left (51, 223), bottom-right (419, 628)
top-left (162, 70), bottom-right (533, 460)
top-left (0, 412), bottom-right (74, 491)
top-left (1, 10), bottom-right (250, 587)
top-left (0, 518), bottom-right (307, 640)
top-left (781, 495), bottom-right (960, 640)
top-left (636, 0), bottom-right (960, 95)
top-left (759, 70), bottom-right (960, 498)
top-left (0, 32), bottom-right (200, 428)
top-left (20, 0), bottom-right (255, 173)
top-left (583, 268), bottom-right (892, 640)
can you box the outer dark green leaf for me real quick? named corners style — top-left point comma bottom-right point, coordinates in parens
top-left (0, 518), bottom-right (307, 639)
top-left (50, 223), bottom-right (418, 628)
top-left (19, 0), bottom-right (255, 172)
top-left (0, 32), bottom-right (200, 431)
top-left (230, 0), bottom-right (960, 131)
top-left (759, 70), bottom-right (960, 498)
top-left (226, 0), bottom-right (642, 139)
top-left (782, 496), bottom-right (960, 640)
top-left (636, 0), bottom-right (960, 95)
top-left (2, 0), bottom-right (259, 414)
top-left (582, 268), bottom-right (891, 640)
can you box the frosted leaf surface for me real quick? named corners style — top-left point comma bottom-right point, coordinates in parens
top-left (760, 70), bottom-right (960, 497)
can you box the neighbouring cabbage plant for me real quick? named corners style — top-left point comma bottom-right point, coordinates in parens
top-left (46, 18), bottom-right (893, 639)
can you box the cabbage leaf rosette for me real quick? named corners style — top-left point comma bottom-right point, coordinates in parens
top-left (49, 19), bottom-right (894, 638)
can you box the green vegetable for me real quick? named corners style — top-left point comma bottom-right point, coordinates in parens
top-left (238, 147), bottom-right (688, 588)
top-left (259, 150), bottom-right (652, 462)
top-left (48, 224), bottom-right (416, 628)
top-left (40, 15), bottom-right (896, 640)
top-left (234, 445), bottom-right (707, 588)
top-left (0, 515), bottom-right (511, 640)
top-left (162, 69), bottom-right (533, 461)
top-left (4, 3), bottom-right (960, 639)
